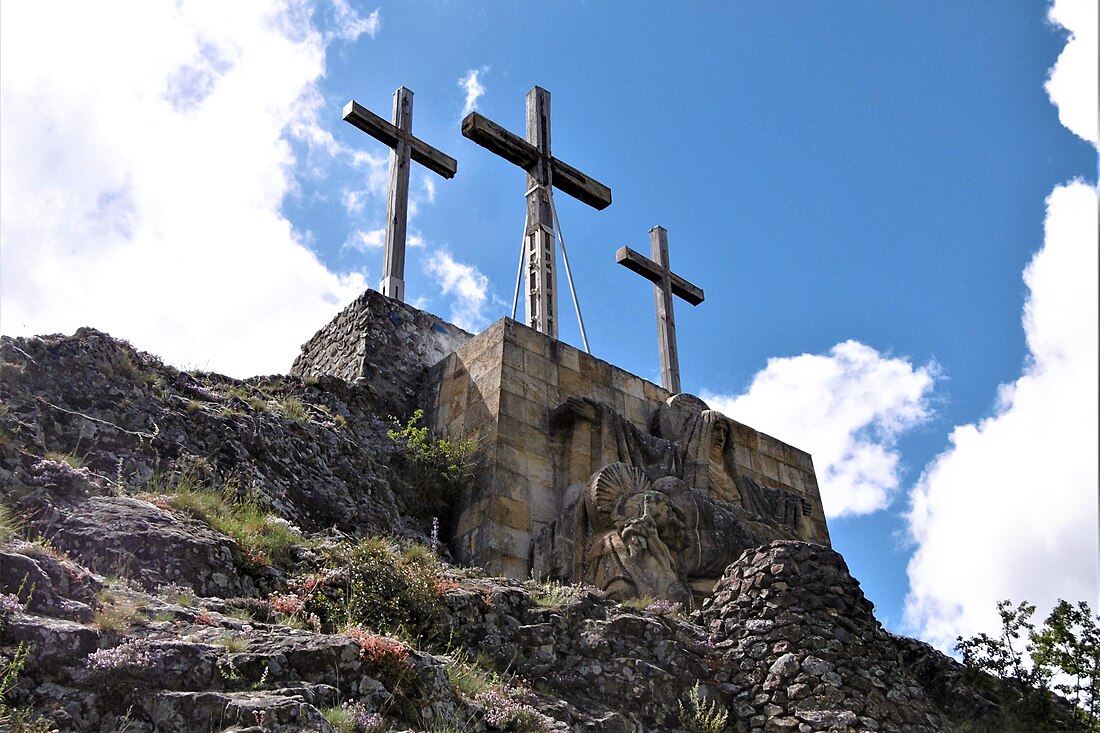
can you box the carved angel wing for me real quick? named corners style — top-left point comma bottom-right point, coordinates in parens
top-left (585, 462), bottom-right (651, 531)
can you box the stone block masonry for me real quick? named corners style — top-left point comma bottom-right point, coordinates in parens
top-left (426, 317), bottom-right (830, 580)
top-left (291, 288), bottom-right (472, 415)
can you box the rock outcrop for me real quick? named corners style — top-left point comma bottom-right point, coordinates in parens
top-left (0, 327), bottom-right (1077, 732)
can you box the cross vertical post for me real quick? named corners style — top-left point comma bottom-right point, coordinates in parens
top-left (343, 88), bottom-right (458, 303)
top-left (615, 227), bottom-right (705, 393)
top-left (650, 227), bottom-right (679, 392)
top-left (524, 87), bottom-right (557, 337)
top-left (381, 87), bottom-right (413, 301)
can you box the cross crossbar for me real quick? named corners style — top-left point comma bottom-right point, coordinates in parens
top-left (462, 112), bottom-right (611, 210)
top-left (343, 99), bottom-right (457, 179)
top-left (460, 86), bottom-right (611, 341)
top-left (615, 246), bottom-right (705, 305)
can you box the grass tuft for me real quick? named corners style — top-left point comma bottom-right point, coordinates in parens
top-left (147, 472), bottom-right (302, 566)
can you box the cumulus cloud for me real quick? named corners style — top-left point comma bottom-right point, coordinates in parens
top-left (0, 1), bottom-right (379, 377)
top-left (459, 68), bottom-right (488, 116)
top-left (904, 181), bottom-right (1098, 649)
top-left (902, 0), bottom-right (1100, 652)
top-left (425, 251), bottom-right (490, 332)
top-left (1045, 0), bottom-right (1098, 147)
top-left (703, 341), bottom-right (937, 518)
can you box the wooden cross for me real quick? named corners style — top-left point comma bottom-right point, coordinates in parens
top-left (616, 226), bottom-right (704, 393)
top-left (462, 86), bottom-right (611, 339)
top-left (343, 87), bottom-right (457, 303)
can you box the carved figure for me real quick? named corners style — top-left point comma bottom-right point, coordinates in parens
top-left (536, 392), bottom-right (822, 606)
top-left (577, 462), bottom-right (801, 609)
top-left (656, 394), bottom-right (811, 537)
top-left (584, 464), bottom-right (692, 607)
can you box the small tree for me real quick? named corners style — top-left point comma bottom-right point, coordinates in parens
top-left (956, 600), bottom-right (1044, 692)
top-left (1031, 600), bottom-right (1100, 727)
top-left (956, 599), bottom-right (1100, 731)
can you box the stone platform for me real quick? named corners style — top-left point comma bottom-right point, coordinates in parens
top-left (425, 317), bottom-right (830, 581)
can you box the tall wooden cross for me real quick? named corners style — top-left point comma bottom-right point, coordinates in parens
top-left (462, 86), bottom-right (611, 339)
top-left (343, 87), bottom-right (458, 303)
top-left (616, 226), bottom-right (704, 394)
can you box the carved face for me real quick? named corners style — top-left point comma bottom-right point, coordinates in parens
top-left (712, 421), bottom-right (729, 451)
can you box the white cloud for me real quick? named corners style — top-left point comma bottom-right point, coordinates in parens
top-left (1045, 0), bottom-right (1098, 147)
top-left (459, 68), bottom-right (488, 116)
top-left (407, 176), bottom-right (438, 220)
top-left (425, 250), bottom-right (490, 332)
top-left (421, 177), bottom-right (437, 205)
top-left (703, 341), bottom-right (937, 518)
top-left (902, 0), bottom-right (1100, 652)
top-left (0, 1), bottom-right (373, 378)
top-left (904, 181), bottom-right (1099, 650)
top-left (327, 4), bottom-right (380, 42)
top-left (345, 228), bottom-right (385, 252)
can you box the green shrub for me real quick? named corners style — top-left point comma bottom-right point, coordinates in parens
top-left (444, 648), bottom-right (501, 698)
top-left (306, 537), bottom-right (445, 640)
top-left (957, 599), bottom-right (1100, 731)
top-left (678, 682), bottom-right (728, 732)
top-left (388, 410), bottom-right (473, 485)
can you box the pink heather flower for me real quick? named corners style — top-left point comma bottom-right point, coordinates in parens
top-left (87, 640), bottom-right (156, 670)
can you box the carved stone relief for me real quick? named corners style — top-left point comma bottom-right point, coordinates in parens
top-left (534, 393), bottom-right (820, 608)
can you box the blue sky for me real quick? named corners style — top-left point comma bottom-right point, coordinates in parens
top-left (2, 0), bottom-right (1096, 649)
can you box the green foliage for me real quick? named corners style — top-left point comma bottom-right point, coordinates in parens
top-left (214, 636), bottom-right (249, 653)
top-left (225, 386), bottom-right (250, 401)
top-left (0, 504), bottom-right (17, 543)
top-left (321, 704), bottom-right (356, 733)
top-left (148, 471), bottom-right (303, 566)
top-left (620, 595), bottom-right (655, 611)
top-left (388, 409), bottom-right (474, 492)
top-left (957, 600), bottom-right (1042, 689)
top-left (307, 537), bottom-right (445, 640)
top-left (529, 579), bottom-right (583, 609)
top-left (956, 598), bottom-right (1100, 731)
top-left (0, 643), bottom-right (57, 732)
top-left (0, 642), bottom-right (29, 701)
top-left (444, 648), bottom-right (502, 698)
top-left (279, 397), bottom-right (308, 422)
top-left (44, 450), bottom-right (83, 469)
top-left (678, 682), bottom-right (729, 733)
top-left (1032, 600), bottom-right (1100, 728)
top-left (110, 351), bottom-right (140, 379)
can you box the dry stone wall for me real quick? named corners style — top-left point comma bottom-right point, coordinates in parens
top-left (291, 289), bottom-right (471, 416)
top-left (697, 541), bottom-right (951, 732)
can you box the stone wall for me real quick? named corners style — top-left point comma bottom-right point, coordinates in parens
top-left (290, 289), bottom-right (471, 415)
top-left (426, 317), bottom-right (830, 580)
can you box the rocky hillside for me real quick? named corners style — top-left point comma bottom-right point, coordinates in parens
top-left (0, 329), bottom-right (1074, 732)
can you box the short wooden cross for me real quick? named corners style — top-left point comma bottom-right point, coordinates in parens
top-left (616, 226), bottom-right (704, 394)
top-left (343, 87), bottom-right (458, 303)
top-left (462, 86), bottom-right (611, 339)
